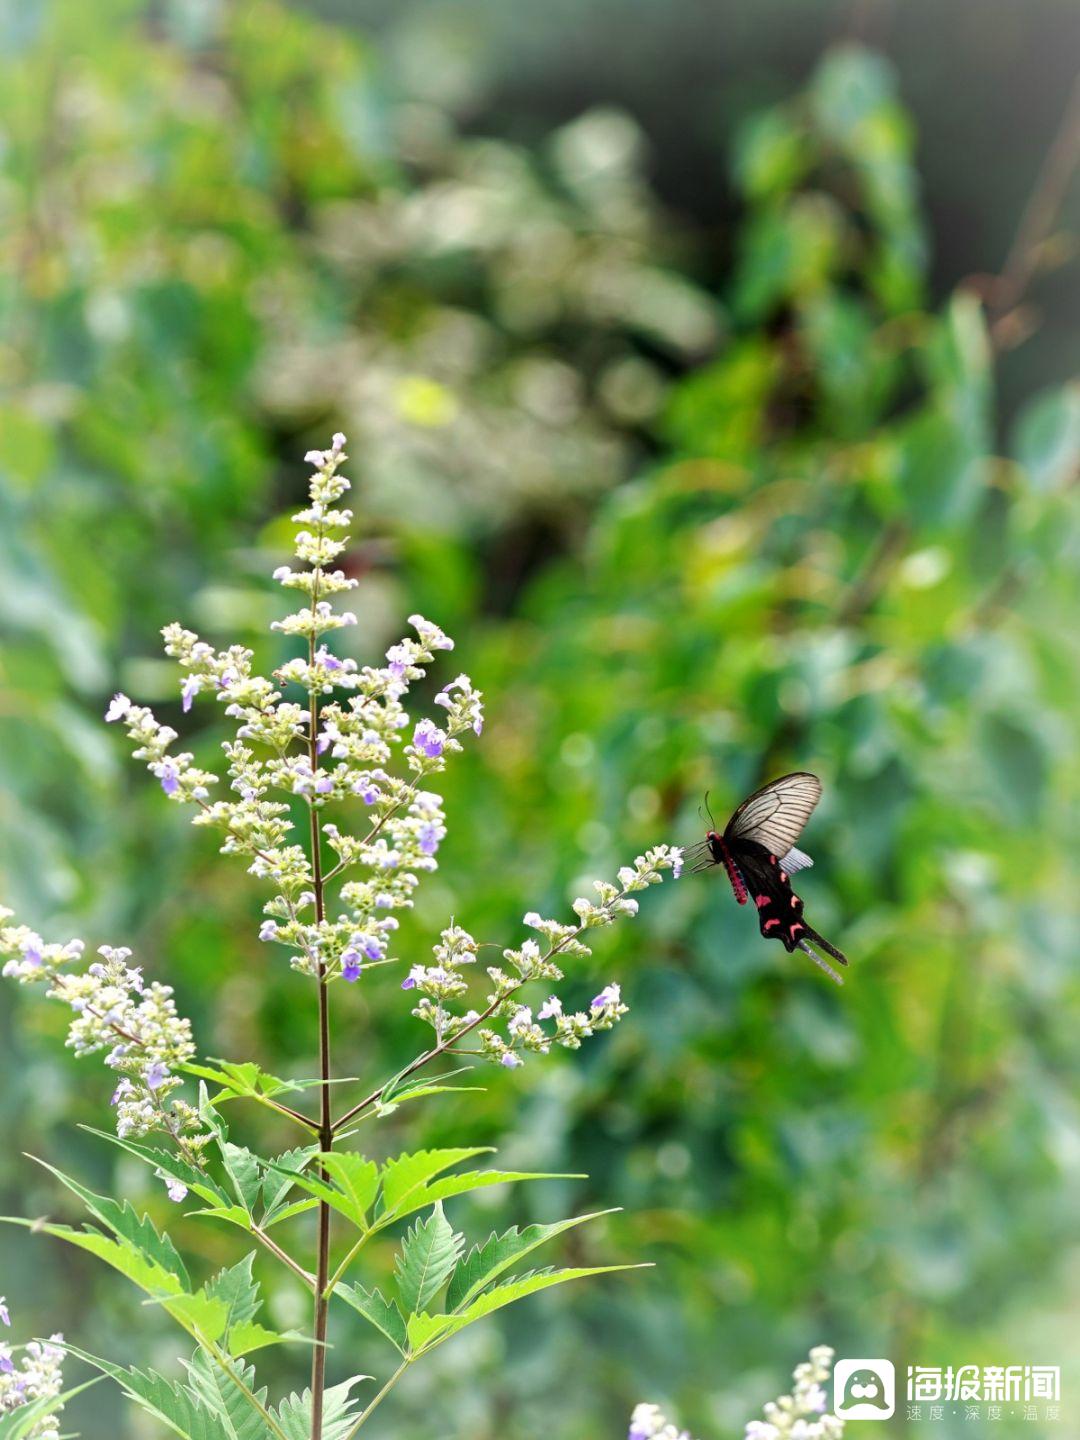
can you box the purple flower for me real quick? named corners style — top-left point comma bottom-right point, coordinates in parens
top-left (316, 731), bottom-right (332, 754)
top-left (181, 675), bottom-right (200, 713)
top-left (105, 692), bottom-right (131, 722)
top-left (20, 935), bottom-right (43, 968)
top-left (386, 644), bottom-right (409, 679)
top-left (537, 995), bottom-right (562, 1021)
top-left (412, 719), bottom-right (446, 758)
top-left (273, 565), bottom-right (291, 581)
top-left (314, 774), bottom-right (334, 794)
top-left (163, 1176), bottom-right (188, 1203)
top-left (591, 982), bottom-right (621, 1011)
top-left (401, 964), bottom-right (425, 990)
top-left (145, 1061), bottom-right (170, 1090)
top-left (500, 1052), bottom-right (524, 1069)
top-left (355, 781), bottom-right (380, 804)
top-left (111, 1078), bottom-right (134, 1106)
top-left (0, 1296), bottom-right (9, 1327)
top-left (259, 920), bottom-right (278, 942)
top-left (671, 847), bottom-right (684, 879)
top-left (304, 448), bottom-right (326, 466)
top-left (332, 431), bottom-right (347, 452)
top-left (418, 822), bottom-right (441, 856)
top-left (315, 645), bottom-right (343, 672)
top-left (341, 950), bottom-right (362, 983)
top-left (158, 761), bottom-right (180, 796)
top-left (0, 1350), bottom-right (12, 1375)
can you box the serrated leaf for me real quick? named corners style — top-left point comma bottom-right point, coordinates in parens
top-left (446, 1210), bottom-right (615, 1310)
top-left (394, 1203), bottom-right (464, 1316)
top-left (413, 1265), bottom-right (646, 1354)
top-left (1, 1217), bottom-right (185, 1312)
top-left (186, 1204), bottom-right (256, 1231)
top-left (81, 1127), bottom-right (233, 1211)
top-left (30, 1157), bottom-right (189, 1286)
top-left (227, 1321), bottom-right (299, 1359)
top-left (182, 1351), bottom-right (275, 1440)
top-left (265, 1163), bottom-right (362, 1231)
top-left (334, 1283), bottom-right (407, 1354)
top-left (205, 1253), bottom-right (262, 1330)
top-left (391, 1167), bottom-right (582, 1225)
top-left (220, 1143), bottom-right (264, 1214)
top-left (184, 1060), bottom-right (303, 1102)
top-left (63, 1345), bottom-right (219, 1440)
top-left (378, 1148), bottom-right (493, 1218)
top-left (260, 1197), bottom-right (317, 1230)
top-left (158, 1291), bottom-right (230, 1343)
top-left (260, 1145), bottom-right (320, 1225)
top-left (318, 1153), bottom-right (379, 1224)
top-left (271, 1377), bottom-right (369, 1440)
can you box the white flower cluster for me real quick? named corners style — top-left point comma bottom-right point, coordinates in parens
top-left (629, 1347), bottom-right (843, 1440)
top-left (402, 845), bottom-right (683, 1068)
top-left (0, 910), bottom-right (200, 1152)
top-left (744, 1347), bottom-right (844, 1440)
top-left (105, 436), bottom-right (484, 987)
top-left (0, 1297), bottom-right (65, 1440)
top-left (628, 1401), bottom-right (697, 1440)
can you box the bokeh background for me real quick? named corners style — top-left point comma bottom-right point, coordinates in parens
top-left (1, 1), bottom-right (1079, 1436)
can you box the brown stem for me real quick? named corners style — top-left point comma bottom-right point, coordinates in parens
top-left (308, 576), bottom-right (333, 1440)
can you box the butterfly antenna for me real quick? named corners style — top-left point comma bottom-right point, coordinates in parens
top-left (703, 790), bottom-right (716, 829)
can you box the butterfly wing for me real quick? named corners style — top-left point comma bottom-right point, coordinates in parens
top-left (732, 838), bottom-right (849, 975)
top-left (733, 840), bottom-right (810, 953)
top-left (723, 772), bottom-right (822, 856)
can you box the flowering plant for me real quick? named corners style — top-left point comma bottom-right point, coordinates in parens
top-left (629, 1346), bottom-right (844, 1440)
top-left (1, 437), bottom-right (683, 1440)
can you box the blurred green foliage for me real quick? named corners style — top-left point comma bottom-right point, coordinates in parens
top-left (1, 3), bottom-right (1078, 1439)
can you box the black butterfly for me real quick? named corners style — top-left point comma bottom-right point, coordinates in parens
top-left (686, 772), bottom-right (849, 985)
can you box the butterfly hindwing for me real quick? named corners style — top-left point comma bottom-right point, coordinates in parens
top-left (732, 839), bottom-right (809, 953)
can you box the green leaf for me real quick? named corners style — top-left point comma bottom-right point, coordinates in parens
top-left (266, 1162), bottom-right (364, 1231)
top-left (62, 1346), bottom-right (221, 1440)
top-left (220, 1142), bottom-right (264, 1214)
top-left (183, 1059), bottom-right (306, 1103)
top-left (260, 1145), bottom-right (320, 1226)
top-left (271, 1378), bottom-right (369, 1440)
top-left (182, 1350), bottom-right (276, 1440)
top-left (318, 1152), bottom-right (379, 1225)
top-left (392, 1167), bottom-right (583, 1224)
top-left (80, 1127), bottom-right (233, 1211)
top-left (394, 1203), bottom-right (464, 1316)
top-left (30, 1156), bottom-right (189, 1286)
top-left (334, 1283), bottom-right (408, 1354)
top-left (413, 1265), bottom-right (647, 1355)
top-left (377, 1147), bottom-right (494, 1218)
top-left (227, 1321), bottom-right (300, 1359)
top-left (205, 1253), bottom-right (262, 1331)
top-left (0, 1216), bottom-right (186, 1313)
top-left (446, 1210), bottom-right (615, 1310)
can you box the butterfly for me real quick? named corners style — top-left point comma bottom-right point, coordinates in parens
top-left (686, 771), bottom-right (849, 985)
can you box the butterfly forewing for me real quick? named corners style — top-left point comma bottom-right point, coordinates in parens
top-left (723, 771), bottom-right (822, 856)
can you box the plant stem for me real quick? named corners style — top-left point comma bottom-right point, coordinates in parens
top-left (344, 1359), bottom-right (410, 1438)
top-left (307, 578), bottom-right (333, 1440)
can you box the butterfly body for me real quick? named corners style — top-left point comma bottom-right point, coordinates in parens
top-left (691, 772), bottom-right (849, 983)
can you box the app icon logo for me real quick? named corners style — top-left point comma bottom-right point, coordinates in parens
top-left (833, 1359), bottom-right (896, 1419)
